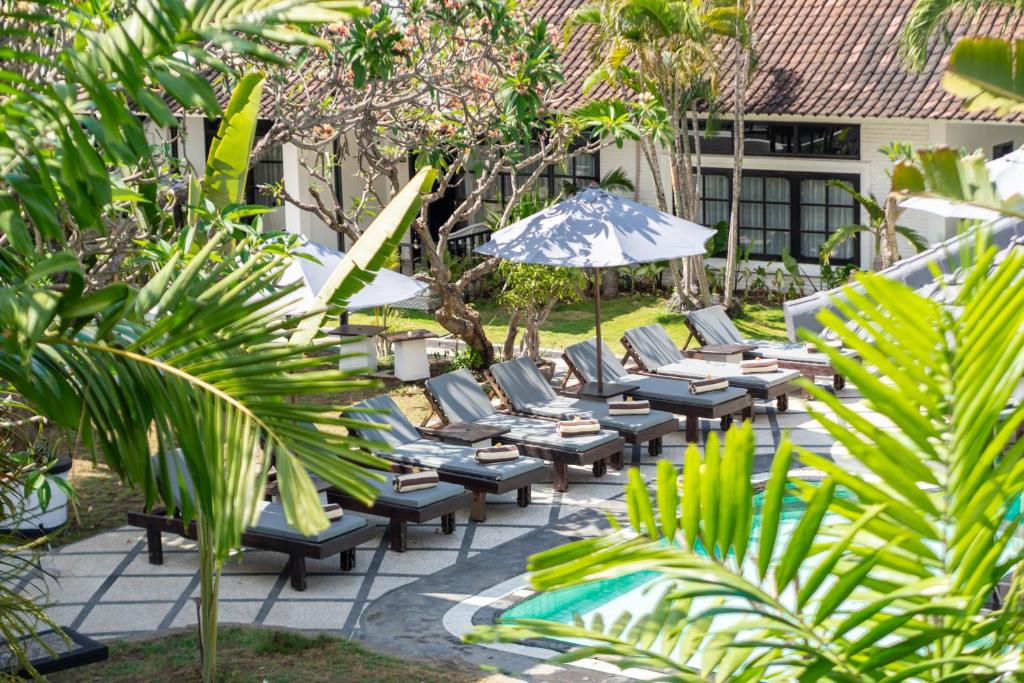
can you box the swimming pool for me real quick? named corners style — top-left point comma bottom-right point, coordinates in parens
top-left (501, 489), bottom-right (1022, 641)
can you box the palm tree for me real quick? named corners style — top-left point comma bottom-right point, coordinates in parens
top-left (820, 180), bottom-right (927, 269)
top-left (565, 0), bottom-right (746, 308)
top-left (1, 2), bottom-right (434, 681)
top-left (472, 235), bottom-right (1024, 679)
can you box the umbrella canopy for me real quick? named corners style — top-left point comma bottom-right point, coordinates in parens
top-left (475, 187), bottom-right (716, 267)
top-left (475, 188), bottom-right (715, 393)
top-left (278, 237), bottom-right (427, 314)
top-left (900, 147), bottom-right (1024, 220)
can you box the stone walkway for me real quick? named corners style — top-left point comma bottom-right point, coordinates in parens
top-left (20, 379), bottom-right (877, 677)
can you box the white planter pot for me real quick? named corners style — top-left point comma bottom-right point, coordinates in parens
top-left (0, 457), bottom-right (72, 537)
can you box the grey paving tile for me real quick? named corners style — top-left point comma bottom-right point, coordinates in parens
top-left (109, 575), bottom-right (195, 601)
top-left (262, 600), bottom-right (352, 630)
top-left (80, 601), bottom-right (174, 634)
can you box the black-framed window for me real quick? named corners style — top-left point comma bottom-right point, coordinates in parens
top-left (203, 119), bottom-right (283, 207)
top-left (482, 145), bottom-right (600, 208)
top-left (994, 141), bottom-right (1015, 159)
top-left (688, 120), bottom-right (860, 159)
top-left (698, 169), bottom-right (860, 264)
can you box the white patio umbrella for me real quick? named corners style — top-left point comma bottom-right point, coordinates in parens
top-left (900, 147), bottom-right (1024, 220)
top-left (277, 236), bottom-right (426, 315)
top-left (476, 187), bottom-right (715, 392)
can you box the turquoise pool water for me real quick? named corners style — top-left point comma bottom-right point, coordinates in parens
top-left (502, 490), bottom-right (1023, 629)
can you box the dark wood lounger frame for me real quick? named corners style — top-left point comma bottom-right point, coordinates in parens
top-left (559, 353), bottom-right (753, 443)
top-left (619, 335), bottom-right (799, 412)
top-left (127, 508), bottom-right (382, 591)
top-left (483, 369), bottom-right (678, 458)
top-left (422, 384), bottom-right (627, 493)
top-left (683, 322), bottom-right (847, 391)
top-left (327, 485), bottom-right (474, 552)
top-left (349, 426), bottom-right (547, 524)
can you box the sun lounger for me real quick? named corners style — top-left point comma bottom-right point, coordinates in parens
top-left (326, 472), bottom-right (473, 552)
top-left (562, 339), bottom-right (752, 442)
top-left (423, 369), bottom-right (626, 492)
top-left (486, 357), bottom-right (678, 457)
top-left (621, 324), bottom-right (802, 411)
top-left (347, 395), bottom-right (547, 521)
top-left (127, 451), bottom-right (380, 591)
top-left (685, 305), bottom-right (858, 390)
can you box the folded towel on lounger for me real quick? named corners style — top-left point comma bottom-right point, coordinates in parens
top-left (739, 359), bottom-right (779, 374)
top-left (805, 340), bottom-right (842, 354)
top-left (689, 377), bottom-right (730, 394)
top-left (323, 503), bottom-right (344, 521)
top-left (608, 399), bottom-right (651, 415)
top-left (556, 417), bottom-right (601, 437)
top-left (476, 444), bottom-right (520, 464)
top-left (393, 470), bottom-right (439, 493)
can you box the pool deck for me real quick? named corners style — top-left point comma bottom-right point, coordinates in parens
top-left (20, 371), bottom-right (877, 680)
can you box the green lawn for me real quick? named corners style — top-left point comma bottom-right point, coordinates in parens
top-left (353, 296), bottom-right (787, 355)
top-left (53, 626), bottom-right (482, 682)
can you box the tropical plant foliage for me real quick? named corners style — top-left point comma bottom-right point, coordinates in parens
top-left (819, 180), bottom-right (927, 267)
top-left (471, 233), bottom-right (1024, 680)
top-left (902, 0), bottom-right (1024, 113)
top-left (0, 1), bottom-right (435, 680)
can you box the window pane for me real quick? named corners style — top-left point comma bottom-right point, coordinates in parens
top-left (827, 182), bottom-right (854, 205)
top-left (765, 230), bottom-right (790, 255)
top-left (801, 231), bottom-right (825, 259)
top-left (765, 177), bottom-right (789, 201)
top-left (704, 175), bottom-right (729, 200)
top-left (744, 124), bottom-right (771, 156)
top-left (739, 228), bottom-right (763, 254)
top-left (740, 202), bottom-right (763, 228)
top-left (831, 206), bottom-right (854, 228)
top-left (765, 202), bottom-right (789, 229)
top-left (741, 176), bottom-right (763, 201)
top-left (830, 237), bottom-right (856, 260)
top-left (705, 199), bottom-right (729, 225)
top-left (801, 204), bottom-right (826, 230)
top-left (770, 125), bottom-right (795, 154)
top-left (691, 120), bottom-right (733, 155)
top-left (574, 153), bottom-right (596, 179)
top-left (802, 179), bottom-right (826, 204)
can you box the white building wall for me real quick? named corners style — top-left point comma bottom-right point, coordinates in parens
top-left (599, 140), bottom-right (672, 209)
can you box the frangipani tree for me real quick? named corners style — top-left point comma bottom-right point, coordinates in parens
top-left (472, 234), bottom-right (1024, 680)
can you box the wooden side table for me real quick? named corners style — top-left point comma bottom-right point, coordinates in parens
top-left (417, 422), bottom-right (511, 448)
top-left (329, 324), bottom-right (385, 373)
top-left (684, 343), bottom-right (758, 364)
top-left (385, 329), bottom-right (437, 381)
top-left (574, 381), bottom-right (639, 402)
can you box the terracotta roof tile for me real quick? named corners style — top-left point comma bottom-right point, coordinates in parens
top-left (544, 0), bottom-right (1024, 120)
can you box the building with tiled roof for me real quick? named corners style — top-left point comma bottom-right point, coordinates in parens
top-left (165, 0), bottom-right (1024, 271)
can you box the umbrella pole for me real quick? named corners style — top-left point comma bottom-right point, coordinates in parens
top-left (594, 267), bottom-right (603, 393)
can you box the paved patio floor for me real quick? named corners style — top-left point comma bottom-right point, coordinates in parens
top-left (19, 377), bottom-right (880, 678)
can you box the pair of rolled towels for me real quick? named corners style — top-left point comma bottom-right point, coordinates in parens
top-left (557, 416), bottom-right (602, 437)
top-left (475, 444), bottom-right (520, 464)
top-left (608, 398), bottom-right (651, 415)
top-left (393, 469), bottom-right (439, 493)
top-left (739, 358), bottom-right (779, 374)
top-left (689, 376), bottom-right (730, 394)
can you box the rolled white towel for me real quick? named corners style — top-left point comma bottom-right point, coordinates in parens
top-left (608, 399), bottom-right (650, 415)
top-left (689, 377), bottom-right (730, 394)
top-left (476, 444), bottom-right (520, 464)
top-left (393, 470), bottom-right (439, 493)
top-left (323, 503), bottom-right (344, 521)
top-left (557, 417), bottom-right (601, 437)
top-left (739, 359), bottom-right (779, 374)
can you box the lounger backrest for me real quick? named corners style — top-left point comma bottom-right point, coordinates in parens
top-left (424, 369), bottom-right (497, 422)
top-left (564, 339), bottom-right (628, 383)
top-left (687, 306), bottom-right (743, 345)
top-left (151, 448), bottom-right (196, 509)
top-left (624, 325), bottom-right (684, 369)
top-left (347, 394), bottom-right (422, 447)
top-left (489, 357), bottom-right (557, 410)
